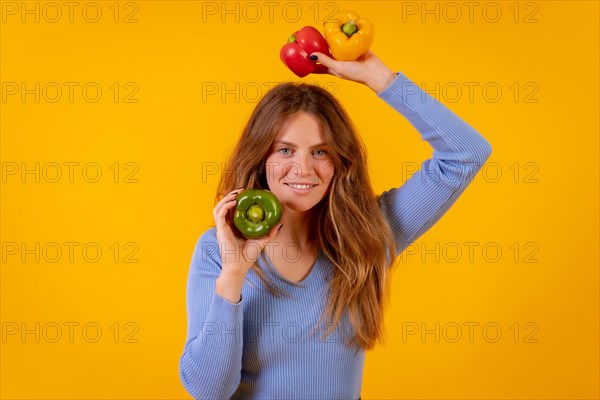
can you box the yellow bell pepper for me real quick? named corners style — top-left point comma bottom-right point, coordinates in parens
top-left (323, 10), bottom-right (374, 61)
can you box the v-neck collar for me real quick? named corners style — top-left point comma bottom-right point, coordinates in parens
top-left (262, 247), bottom-right (322, 286)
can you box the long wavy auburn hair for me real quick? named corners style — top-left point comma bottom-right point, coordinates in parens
top-left (215, 82), bottom-right (398, 351)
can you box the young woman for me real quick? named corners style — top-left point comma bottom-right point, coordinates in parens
top-left (179, 50), bottom-right (492, 399)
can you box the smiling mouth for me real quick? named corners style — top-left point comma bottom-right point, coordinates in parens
top-left (285, 183), bottom-right (317, 190)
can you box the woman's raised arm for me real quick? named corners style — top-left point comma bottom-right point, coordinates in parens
top-left (310, 51), bottom-right (492, 256)
top-left (375, 72), bottom-right (492, 255)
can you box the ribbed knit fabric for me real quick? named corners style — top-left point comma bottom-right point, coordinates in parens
top-left (179, 72), bottom-right (493, 399)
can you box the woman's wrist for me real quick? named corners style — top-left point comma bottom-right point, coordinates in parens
top-left (367, 69), bottom-right (398, 94)
top-left (216, 272), bottom-right (245, 304)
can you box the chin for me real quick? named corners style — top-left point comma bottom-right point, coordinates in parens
top-left (287, 204), bottom-right (317, 213)
top-left (284, 194), bottom-right (329, 214)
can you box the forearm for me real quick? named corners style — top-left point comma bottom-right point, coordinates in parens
top-left (180, 231), bottom-right (245, 399)
top-left (378, 72), bottom-right (492, 169)
top-left (180, 292), bottom-right (244, 399)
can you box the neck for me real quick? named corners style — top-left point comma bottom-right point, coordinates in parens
top-left (277, 207), bottom-right (317, 250)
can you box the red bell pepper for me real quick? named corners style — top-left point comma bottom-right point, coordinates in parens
top-left (280, 26), bottom-right (331, 78)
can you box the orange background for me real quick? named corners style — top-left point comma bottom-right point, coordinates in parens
top-left (1, 1), bottom-right (598, 399)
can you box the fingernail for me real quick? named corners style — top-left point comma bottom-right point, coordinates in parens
top-left (309, 54), bottom-right (318, 60)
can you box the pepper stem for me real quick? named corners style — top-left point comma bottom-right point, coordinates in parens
top-left (341, 20), bottom-right (357, 37)
top-left (246, 204), bottom-right (265, 223)
top-left (288, 35), bottom-right (297, 43)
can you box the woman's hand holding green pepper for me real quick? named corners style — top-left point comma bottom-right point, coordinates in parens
top-left (213, 188), bottom-right (283, 303)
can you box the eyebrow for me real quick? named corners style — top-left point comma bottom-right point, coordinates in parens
top-left (274, 140), bottom-right (330, 148)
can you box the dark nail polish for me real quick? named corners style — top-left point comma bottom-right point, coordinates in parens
top-left (309, 55), bottom-right (318, 60)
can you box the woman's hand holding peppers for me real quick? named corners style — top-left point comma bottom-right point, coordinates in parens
top-left (213, 188), bottom-right (283, 302)
top-left (278, 9), bottom-right (396, 92)
top-left (309, 50), bottom-right (398, 94)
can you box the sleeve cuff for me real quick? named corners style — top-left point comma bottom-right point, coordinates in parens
top-left (376, 71), bottom-right (417, 103)
top-left (215, 292), bottom-right (243, 306)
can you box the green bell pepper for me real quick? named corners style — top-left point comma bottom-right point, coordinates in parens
top-left (233, 189), bottom-right (282, 238)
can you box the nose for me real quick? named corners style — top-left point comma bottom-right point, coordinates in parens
top-left (288, 152), bottom-right (314, 181)
top-left (298, 152), bottom-right (312, 174)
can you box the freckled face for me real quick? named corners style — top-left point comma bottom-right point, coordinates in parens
top-left (265, 112), bottom-right (335, 213)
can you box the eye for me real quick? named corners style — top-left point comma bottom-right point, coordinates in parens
top-left (278, 147), bottom-right (291, 155)
top-left (314, 149), bottom-right (328, 157)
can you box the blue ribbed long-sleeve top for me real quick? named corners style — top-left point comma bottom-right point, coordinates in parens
top-left (179, 72), bottom-right (493, 399)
